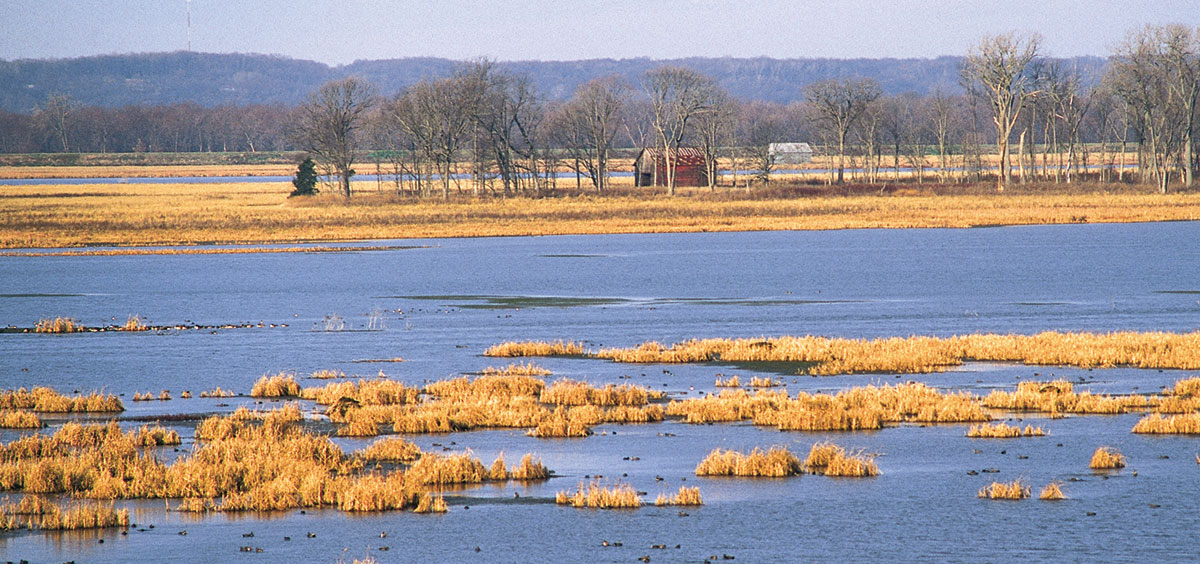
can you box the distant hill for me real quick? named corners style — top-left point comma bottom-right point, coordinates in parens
top-left (0, 52), bottom-right (1109, 113)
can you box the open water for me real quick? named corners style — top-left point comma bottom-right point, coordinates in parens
top-left (2, 223), bottom-right (1199, 563)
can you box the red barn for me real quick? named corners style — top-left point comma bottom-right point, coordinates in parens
top-left (633, 147), bottom-right (709, 187)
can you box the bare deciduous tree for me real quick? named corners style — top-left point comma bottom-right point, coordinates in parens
top-left (803, 77), bottom-right (882, 184)
top-left (294, 77), bottom-right (376, 198)
top-left (961, 32), bottom-right (1042, 191)
top-left (551, 76), bottom-right (628, 193)
top-left (643, 66), bottom-right (719, 195)
top-left (1108, 25), bottom-right (1199, 192)
top-left (35, 93), bottom-right (78, 152)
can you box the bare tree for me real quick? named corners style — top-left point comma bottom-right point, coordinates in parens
top-left (643, 66), bottom-right (719, 195)
top-left (803, 77), bottom-right (882, 184)
top-left (693, 87), bottom-right (735, 190)
top-left (35, 93), bottom-right (78, 152)
top-left (551, 75), bottom-right (628, 193)
top-left (390, 74), bottom-right (479, 200)
top-left (928, 89), bottom-right (962, 182)
top-left (294, 78), bottom-right (376, 198)
top-left (1108, 25), bottom-right (1197, 192)
top-left (961, 32), bottom-right (1042, 191)
top-left (738, 100), bottom-right (783, 186)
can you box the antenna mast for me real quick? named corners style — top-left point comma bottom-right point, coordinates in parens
top-left (186, 0), bottom-right (192, 51)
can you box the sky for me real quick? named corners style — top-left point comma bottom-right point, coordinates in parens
top-left (3, 0), bottom-right (1200, 65)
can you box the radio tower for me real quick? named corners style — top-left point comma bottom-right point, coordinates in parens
top-left (186, 0), bottom-right (192, 51)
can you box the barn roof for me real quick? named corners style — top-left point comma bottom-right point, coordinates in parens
top-left (769, 142), bottom-right (813, 154)
top-left (638, 147), bottom-right (707, 166)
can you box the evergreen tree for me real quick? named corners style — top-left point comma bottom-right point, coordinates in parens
top-left (289, 157), bottom-right (319, 197)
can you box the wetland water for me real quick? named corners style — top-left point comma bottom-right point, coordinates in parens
top-left (2, 223), bottom-right (1200, 563)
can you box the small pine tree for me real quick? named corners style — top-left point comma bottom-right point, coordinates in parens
top-left (289, 157), bottom-right (319, 197)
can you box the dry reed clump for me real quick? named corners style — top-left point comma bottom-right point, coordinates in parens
top-left (481, 362), bottom-right (552, 376)
top-left (302, 378), bottom-right (421, 408)
top-left (555, 481), bottom-right (642, 509)
top-left (423, 374), bottom-right (546, 401)
top-left (412, 492), bottom-right (448, 513)
top-left (715, 375), bottom-right (742, 387)
top-left (119, 314), bottom-right (148, 331)
top-left (34, 317), bottom-right (84, 333)
top-left (337, 417), bottom-right (379, 437)
top-left (966, 422), bottom-right (1046, 438)
top-left (671, 382), bottom-right (985, 431)
top-left (823, 452), bottom-right (880, 477)
top-left (982, 380), bottom-right (1154, 415)
top-left (356, 438), bottom-right (422, 462)
top-left (0, 387), bottom-right (124, 413)
top-left (484, 340), bottom-right (584, 358)
top-left (527, 406), bottom-right (593, 438)
top-left (310, 369), bottom-right (347, 379)
top-left (539, 379), bottom-right (663, 407)
top-left (654, 486), bottom-right (703, 506)
top-left (694, 447), bottom-right (803, 477)
top-left (132, 425), bottom-right (181, 446)
top-left (199, 387), bottom-right (236, 398)
top-left (979, 480), bottom-right (1031, 500)
top-left (1132, 413), bottom-right (1200, 434)
top-left (1171, 377), bottom-right (1200, 398)
top-left (1089, 447), bottom-right (1126, 469)
top-left (1039, 482), bottom-right (1066, 500)
top-left (802, 442), bottom-right (880, 477)
top-left (250, 373), bottom-right (301, 398)
top-left (1, 495), bottom-right (129, 531)
top-left (0, 410), bottom-right (40, 429)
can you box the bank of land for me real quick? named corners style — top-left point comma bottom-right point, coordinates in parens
top-left (3, 173), bottom-right (1198, 250)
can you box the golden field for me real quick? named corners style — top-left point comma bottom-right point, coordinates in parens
top-left (2, 177), bottom-right (1199, 250)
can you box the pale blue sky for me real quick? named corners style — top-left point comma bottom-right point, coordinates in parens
top-left (4, 0), bottom-right (1200, 64)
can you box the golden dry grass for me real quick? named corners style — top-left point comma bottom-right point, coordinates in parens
top-left (670, 382), bottom-right (986, 431)
top-left (412, 492), bottom-right (448, 513)
top-left (539, 379), bottom-right (663, 406)
top-left (569, 332), bottom-right (1200, 375)
top-left (356, 437), bottom-right (422, 462)
top-left (132, 425), bottom-right (182, 446)
top-left (1089, 446), bottom-right (1127, 469)
top-left (0, 387), bottom-right (124, 413)
top-left (310, 369), bottom-right (347, 379)
top-left (4, 178), bottom-right (1199, 249)
top-left (0, 407), bottom-right (551, 515)
top-left (979, 480), bottom-right (1030, 500)
top-left (0, 410), bottom-right (40, 429)
top-left (527, 406), bottom-right (593, 438)
top-left (694, 447), bottom-right (803, 477)
top-left (1132, 413), bottom-right (1200, 434)
top-left (966, 422), bottom-right (1046, 438)
top-left (199, 387), bottom-right (236, 398)
top-left (484, 341), bottom-right (584, 358)
top-left (481, 362), bottom-right (553, 377)
top-left (555, 481), bottom-right (642, 509)
top-left (0, 495), bottom-right (129, 531)
top-left (119, 314), bottom-right (148, 331)
top-left (250, 373), bottom-right (301, 398)
top-left (823, 452), bottom-right (880, 478)
top-left (654, 486), bottom-right (703, 506)
top-left (301, 378), bottom-right (421, 408)
top-left (1039, 482), bottom-right (1066, 500)
top-left (33, 317), bottom-right (83, 333)
top-left (802, 442), bottom-right (879, 477)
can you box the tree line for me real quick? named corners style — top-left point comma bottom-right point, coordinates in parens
top-left (4, 24), bottom-right (1198, 195)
